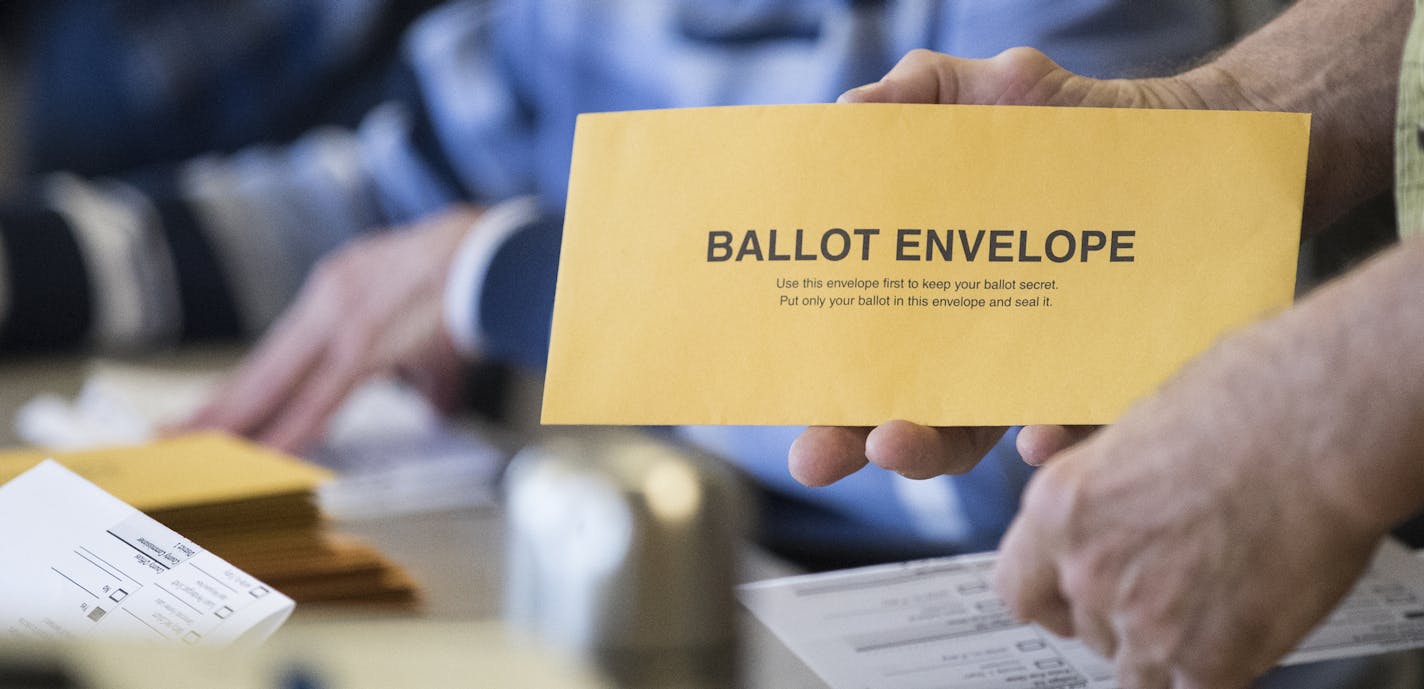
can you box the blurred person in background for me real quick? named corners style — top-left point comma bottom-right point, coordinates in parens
top-left (0, 0), bottom-right (441, 348)
top-left (0, 0), bottom-right (441, 181)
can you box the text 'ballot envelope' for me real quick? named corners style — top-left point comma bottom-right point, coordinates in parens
top-left (543, 104), bottom-right (1309, 426)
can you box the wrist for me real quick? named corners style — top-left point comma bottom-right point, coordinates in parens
top-left (1195, 326), bottom-right (1397, 546)
top-left (441, 196), bottom-right (542, 357)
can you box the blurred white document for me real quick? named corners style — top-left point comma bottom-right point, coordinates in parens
top-left (13, 361), bottom-right (506, 519)
top-left (741, 541), bottom-right (1424, 689)
top-left (0, 461), bottom-right (293, 647)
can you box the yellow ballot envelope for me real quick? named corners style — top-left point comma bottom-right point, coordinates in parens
top-left (542, 104), bottom-right (1309, 426)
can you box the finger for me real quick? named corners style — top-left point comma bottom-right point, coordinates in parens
top-left (838, 49), bottom-right (961, 104)
top-left (400, 362), bottom-right (462, 414)
top-left (397, 335), bottom-right (466, 414)
top-left (182, 302), bottom-right (333, 435)
top-left (1168, 668), bottom-right (1245, 689)
top-left (835, 83), bottom-right (878, 104)
top-left (258, 337), bottom-right (370, 453)
top-left (1016, 425), bottom-right (1099, 466)
top-left (864, 420), bottom-right (1006, 479)
top-left (788, 426), bottom-right (872, 486)
top-left (1115, 641), bottom-right (1171, 689)
top-left (995, 517), bottom-right (1073, 637)
top-left (1071, 604), bottom-right (1118, 663)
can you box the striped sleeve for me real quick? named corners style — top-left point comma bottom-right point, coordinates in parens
top-left (0, 53), bottom-right (524, 352)
top-left (0, 122), bottom-right (395, 353)
top-left (0, 205), bottom-right (92, 350)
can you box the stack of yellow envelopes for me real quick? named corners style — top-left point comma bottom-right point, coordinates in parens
top-left (0, 432), bottom-right (420, 608)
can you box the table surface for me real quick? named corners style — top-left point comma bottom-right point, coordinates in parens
top-left (0, 348), bottom-right (829, 688)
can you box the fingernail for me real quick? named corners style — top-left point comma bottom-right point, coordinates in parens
top-left (836, 83), bottom-right (876, 104)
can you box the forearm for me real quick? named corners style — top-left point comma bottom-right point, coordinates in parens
top-left (1181, 0), bottom-right (1411, 232)
top-left (1216, 237), bottom-right (1424, 534)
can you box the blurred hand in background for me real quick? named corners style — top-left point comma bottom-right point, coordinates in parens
top-left (179, 205), bottom-right (484, 452)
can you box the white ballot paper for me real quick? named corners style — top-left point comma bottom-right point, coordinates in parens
top-left (0, 460), bottom-right (294, 648)
top-left (741, 541), bottom-right (1424, 689)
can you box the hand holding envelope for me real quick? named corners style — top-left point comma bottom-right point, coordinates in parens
top-left (791, 47), bottom-right (1280, 485)
top-left (780, 49), bottom-right (1169, 488)
top-left (544, 48), bottom-right (1308, 464)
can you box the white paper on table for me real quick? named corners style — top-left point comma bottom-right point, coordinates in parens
top-left (740, 540), bottom-right (1424, 689)
top-left (12, 361), bottom-right (507, 519)
top-left (0, 460), bottom-right (294, 648)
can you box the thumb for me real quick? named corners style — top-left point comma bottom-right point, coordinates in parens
top-left (838, 47), bottom-right (1089, 107)
top-left (838, 49), bottom-right (962, 104)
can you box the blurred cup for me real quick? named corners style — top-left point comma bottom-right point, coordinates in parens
top-left (504, 430), bottom-right (748, 688)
